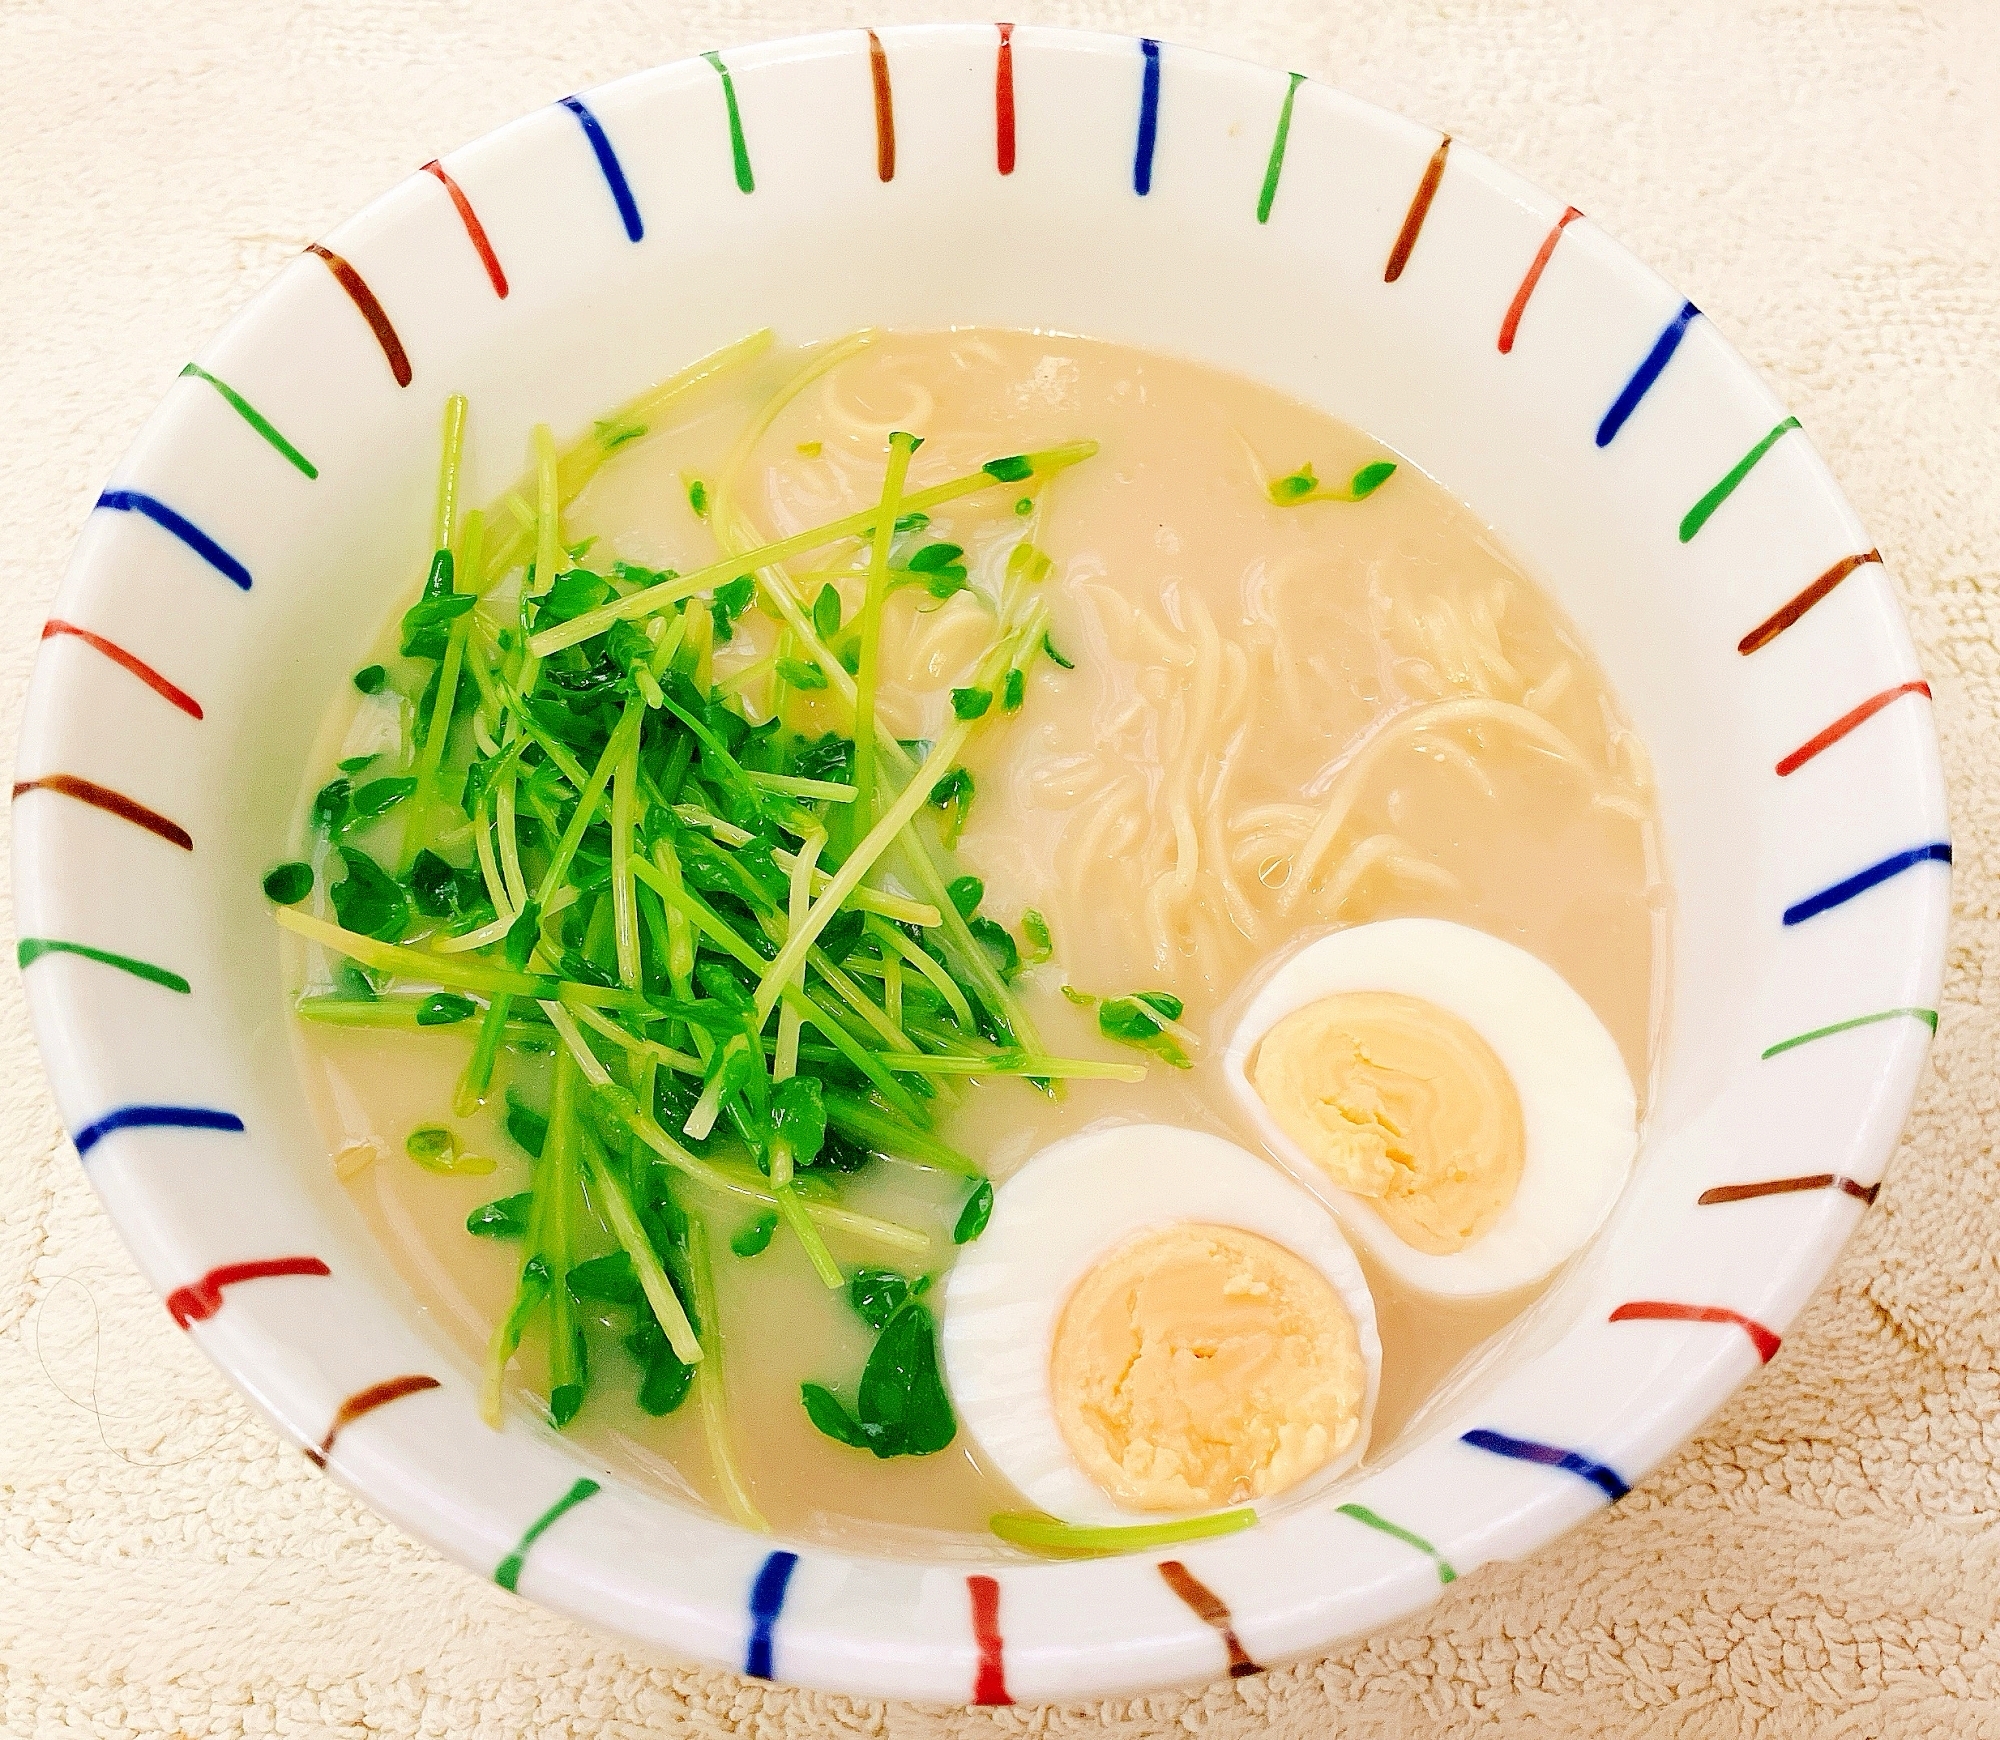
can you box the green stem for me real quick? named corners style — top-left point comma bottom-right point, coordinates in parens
top-left (610, 725), bottom-right (640, 988)
top-left (989, 1507), bottom-right (1257, 1557)
top-left (852, 431), bottom-right (919, 843)
top-left (683, 1208), bottom-right (766, 1531)
top-left (454, 992), bottom-right (515, 1116)
top-left (825, 1089), bottom-right (977, 1176)
top-left (579, 1130), bottom-right (703, 1365)
top-left (434, 394), bottom-right (467, 552)
top-left (529, 441), bottom-right (1099, 658)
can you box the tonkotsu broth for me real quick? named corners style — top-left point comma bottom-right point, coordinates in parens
top-left (291, 329), bottom-right (1664, 1554)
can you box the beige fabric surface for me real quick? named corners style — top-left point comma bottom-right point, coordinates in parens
top-left (4, 1), bottom-right (1998, 1734)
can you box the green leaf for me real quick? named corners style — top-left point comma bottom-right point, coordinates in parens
top-left (907, 542), bottom-right (964, 573)
top-left (1015, 496), bottom-right (1034, 516)
top-left (801, 1381), bottom-right (873, 1450)
top-left (399, 592), bottom-right (475, 659)
top-left (350, 776), bottom-right (417, 821)
top-left (416, 991), bottom-right (477, 1026)
top-left (1270, 464), bottom-right (1318, 503)
top-left (1098, 993), bottom-right (1191, 1068)
top-left (638, 1352), bottom-right (693, 1415)
top-left (983, 455), bottom-right (1033, 483)
top-left (338, 754), bottom-right (378, 775)
top-left (310, 778), bottom-right (352, 833)
top-left (950, 686), bottom-right (992, 721)
top-left (893, 511), bottom-right (929, 534)
top-left (1002, 667), bottom-right (1025, 712)
top-left (404, 1124), bottom-right (492, 1175)
top-left (730, 1212), bottom-right (778, 1257)
top-left (568, 1250), bottom-right (642, 1304)
top-left (1021, 908), bottom-right (1053, 963)
top-left (687, 478), bottom-right (710, 519)
top-left (504, 901), bottom-right (541, 969)
top-left (263, 861), bottom-right (312, 905)
top-left (812, 583), bottom-right (842, 640)
top-left (969, 917), bottom-right (1019, 979)
top-left (329, 848), bottom-right (409, 942)
top-left (775, 657), bottom-right (828, 690)
top-left (946, 875), bottom-right (984, 919)
top-left (1349, 460), bottom-right (1397, 499)
top-left (352, 664), bottom-right (388, 695)
top-left (422, 547), bottom-right (456, 600)
top-left (848, 1267), bottom-right (912, 1331)
top-left (857, 1301), bottom-right (955, 1456)
top-left (953, 1179), bottom-right (994, 1245)
top-left (929, 766), bottom-right (974, 815)
top-left (549, 1383), bottom-right (584, 1428)
top-left (504, 1090), bottom-right (547, 1159)
top-left (466, 1192), bottom-right (533, 1239)
top-left (709, 575), bottom-right (755, 643)
top-left (772, 1075), bottom-right (828, 1167)
top-left (408, 848), bottom-right (460, 918)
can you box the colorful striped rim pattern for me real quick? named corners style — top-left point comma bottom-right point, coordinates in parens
top-left (70, 1102), bottom-right (243, 1158)
top-left (167, 1256), bottom-right (330, 1329)
top-left (422, 160), bottom-right (510, 298)
top-left (1700, 1174), bottom-right (1880, 1208)
top-left (1778, 681), bottom-right (1932, 776)
top-left (495, 1477), bottom-right (601, 1592)
top-left (1740, 551), bottom-right (1883, 654)
top-left (967, 1575), bottom-right (1012, 1703)
top-left (93, 489), bottom-right (251, 589)
top-left (1597, 300), bottom-right (1700, 447)
top-left (1609, 1300), bottom-right (1781, 1364)
top-left (41, 619), bottom-right (203, 718)
top-left (559, 97), bottom-right (643, 242)
top-left (1498, 206), bottom-right (1581, 353)
top-left (1157, 1560), bottom-right (1262, 1677)
top-left (28, 32), bottom-right (1945, 1698)
top-left (994, 24), bottom-right (1017, 175)
top-left (866, 31), bottom-right (896, 183)
top-left (704, 53), bottom-right (756, 193)
top-left (305, 1373), bottom-right (442, 1468)
top-left (1257, 72), bottom-right (1305, 224)
top-left (1783, 842), bottom-right (1952, 927)
top-left (14, 775), bottom-right (192, 850)
top-left (744, 1550), bottom-right (799, 1678)
top-left (179, 364), bottom-right (319, 478)
top-left (1461, 1428), bottom-right (1630, 1501)
top-left (305, 244), bottom-right (412, 388)
top-left (1680, 416), bottom-right (1801, 542)
top-left (1384, 137), bottom-right (1450, 283)
top-left (1763, 1005), bottom-right (1937, 1060)
top-left (16, 937), bottom-right (189, 993)
top-left (1133, 39), bottom-right (1161, 195)
top-left (1335, 1502), bottom-right (1458, 1584)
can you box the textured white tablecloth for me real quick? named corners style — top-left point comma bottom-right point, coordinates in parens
top-left (4, 2), bottom-right (1998, 1733)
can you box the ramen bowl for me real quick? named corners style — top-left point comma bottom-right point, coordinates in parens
top-left (12, 24), bottom-right (1948, 1701)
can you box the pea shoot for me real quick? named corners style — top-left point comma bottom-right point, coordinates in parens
top-left (272, 342), bottom-right (1160, 1512)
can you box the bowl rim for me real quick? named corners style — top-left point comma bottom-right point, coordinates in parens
top-left (11, 20), bottom-right (1950, 1703)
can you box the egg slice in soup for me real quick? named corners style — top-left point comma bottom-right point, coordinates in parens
top-left (1222, 918), bottom-right (1638, 1299)
top-left (940, 1124), bottom-right (1382, 1526)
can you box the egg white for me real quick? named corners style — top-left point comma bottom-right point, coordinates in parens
top-left (1221, 917), bottom-right (1638, 1299)
top-left (940, 1122), bottom-right (1383, 1527)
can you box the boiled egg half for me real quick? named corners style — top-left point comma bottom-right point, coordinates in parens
top-left (1222, 917), bottom-right (1638, 1299)
top-left (941, 1124), bottom-right (1382, 1526)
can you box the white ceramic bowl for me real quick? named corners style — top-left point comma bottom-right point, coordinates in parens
top-left (13, 24), bottom-right (1948, 1702)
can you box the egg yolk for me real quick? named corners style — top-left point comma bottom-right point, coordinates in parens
top-left (1048, 1223), bottom-right (1367, 1512)
top-left (1250, 990), bottom-right (1525, 1254)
